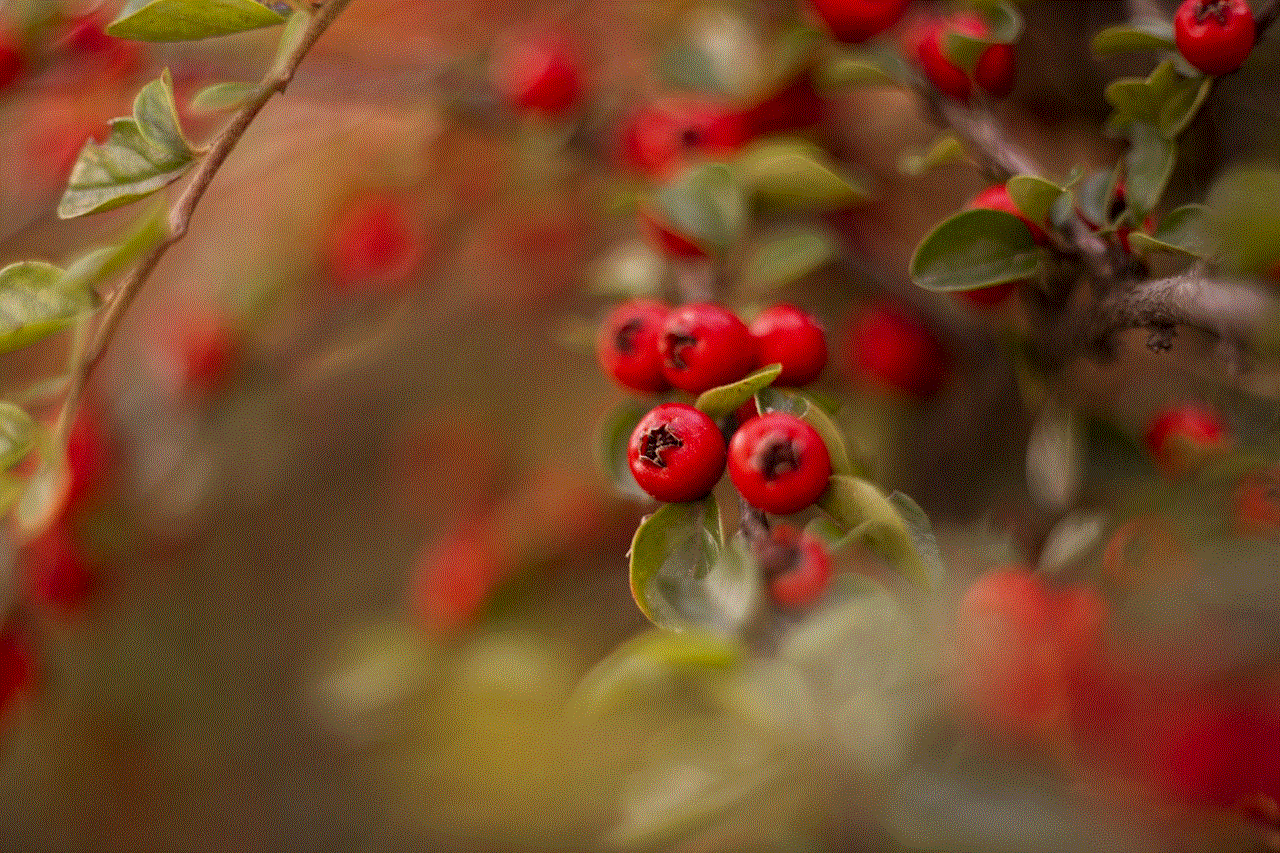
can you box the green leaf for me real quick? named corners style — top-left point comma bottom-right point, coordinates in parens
top-left (742, 224), bottom-right (839, 292)
top-left (598, 400), bottom-right (652, 502)
top-left (898, 134), bottom-right (968, 177)
top-left (271, 8), bottom-right (311, 76)
top-left (1006, 175), bottom-right (1062, 227)
top-left (0, 474), bottom-right (23, 518)
top-left (886, 492), bottom-right (946, 590)
top-left (107, 0), bottom-right (286, 42)
top-left (817, 475), bottom-right (930, 592)
top-left (59, 72), bottom-right (195, 218)
top-left (1124, 121), bottom-right (1176, 216)
top-left (189, 81), bottom-right (257, 113)
top-left (0, 262), bottom-right (96, 354)
top-left (571, 628), bottom-right (740, 717)
top-left (60, 204), bottom-right (168, 292)
top-left (819, 44), bottom-right (907, 88)
top-left (1206, 168), bottom-right (1280, 275)
top-left (1159, 75), bottom-right (1211, 138)
top-left (1073, 169), bottom-right (1117, 228)
top-left (694, 363), bottom-right (782, 419)
top-left (647, 163), bottom-right (748, 255)
top-left (629, 495), bottom-right (724, 631)
top-left (910, 208), bottom-right (1043, 293)
top-left (941, 0), bottom-right (1022, 73)
top-left (735, 137), bottom-right (868, 211)
top-left (0, 403), bottom-right (36, 470)
top-left (1125, 203), bottom-right (1213, 257)
top-left (756, 387), bottom-right (857, 477)
top-left (1091, 20), bottom-right (1175, 56)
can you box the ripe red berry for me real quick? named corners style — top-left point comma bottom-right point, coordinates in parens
top-left (750, 304), bottom-right (827, 387)
top-left (21, 525), bottom-right (98, 614)
top-left (156, 311), bottom-right (240, 396)
top-left (0, 626), bottom-right (33, 722)
top-left (0, 29), bottom-right (24, 91)
top-left (766, 525), bottom-right (834, 608)
top-left (736, 73), bottom-right (828, 137)
top-left (618, 97), bottom-right (749, 180)
top-left (1144, 403), bottom-right (1229, 477)
top-left (61, 11), bottom-right (143, 79)
top-left (413, 517), bottom-right (507, 632)
top-left (493, 31), bottom-right (582, 117)
top-left (323, 193), bottom-right (424, 292)
top-left (912, 13), bottom-right (1015, 101)
top-left (806, 0), bottom-right (910, 43)
top-left (728, 412), bottom-right (832, 515)
top-left (1174, 0), bottom-right (1256, 76)
top-left (628, 403), bottom-right (727, 503)
top-left (597, 299), bottom-right (671, 394)
top-left (846, 303), bottom-right (948, 399)
top-left (659, 303), bottom-right (757, 393)
top-left (63, 403), bottom-right (113, 518)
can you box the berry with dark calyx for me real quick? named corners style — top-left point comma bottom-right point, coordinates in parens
top-left (764, 524), bottom-right (834, 608)
top-left (845, 302), bottom-right (948, 399)
top-left (806, 0), bottom-right (910, 44)
top-left (597, 299), bottom-right (671, 394)
top-left (728, 412), bottom-right (832, 515)
top-left (1174, 0), bottom-right (1255, 76)
top-left (628, 403), bottom-right (727, 503)
top-left (750, 304), bottom-right (827, 387)
top-left (323, 192), bottom-right (425, 292)
top-left (618, 97), bottom-right (749, 180)
top-left (1144, 403), bottom-right (1229, 477)
top-left (659, 303), bottom-right (757, 393)
top-left (493, 31), bottom-right (582, 117)
top-left (911, 13), bottom-right (1015, 102)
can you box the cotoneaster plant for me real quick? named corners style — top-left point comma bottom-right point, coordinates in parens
top-left (1174, 0), bottom-right (1256, 76)
top-left (492, 30), bottom-right (583, 118)
top-left (749, 304), bottom-right (828, 386)
top-left (909, 12), bottom-right (1015, 102)
top-left (805, 0), bottom-right (910, 44)
top-left (728, 412), bottom-right (832, 515)
top-left (596, 298), bottom-right (671, 394)
top-left (659, 302), bottom-right (757, 393)
top-left (628, 403), bottom-right (727, 503)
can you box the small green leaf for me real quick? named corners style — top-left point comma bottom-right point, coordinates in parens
top-left (597, 400), bottom-right (652, 501)
top-left (1126, 203), bottom-right (1212, 257)
top-left (817, 475), bottom-right (930, 592)
top-left (108, 0), bottom-right (286, 42)
top-left (0, 473), bottom-right (23, 518)
top-left (756, 387), bottom-right (857, 477)
top-left (887, 492), bottom-right (946, 589)
top-left (629, 495), bottom-right (724, 631)
top-left (0, 262), bottom-right (96, 354)
top-left (271, 9), bottom-right (311, 76)
top-left (742, 224), bottom-right (839, 292)
top-left (61, 204), bottom-right (168, 291)
top-left (1105, 77), bottom-right (1158, 122)
top-left (59, 72), bottom-right (195, 219)
top-left (941, 0), bottom-right (1022, 72)
top-left (1073, 169), bottom-right (1117, 228)
top-left (570, 628), bottom-right (741, 717)
top-left (694, 364), bottom-right (782, 419)
top-left (819, 49), bottom-right (902, 88)
top-left (910, 208), bottom-right (1043, 293)
top-left (647, 163), bottom-right (748, 256)
top-left (1159, 75), bottom-right (1211, 138)
top-left (735, 137), bottom-right (868, 211)
top-left (189, 81), bottom-right (257, 113)
top-left (1124, 121), bottom-right (1176, 216)
top-left (0, 403), bottom-right (36, 470)
top-left (1006, 175), bottom-right (1062, 227)
top-left (1091, 20), bottom-right (1175, 56)
top-left (898, 134), bottom-right (968, 177)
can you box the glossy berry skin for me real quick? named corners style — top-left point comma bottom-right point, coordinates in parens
top-left (806, 0), bottom-right (910, 44)
top-left (1144, 403), bottom-right (1229, 477)
top-left (846, 303), bottom-right (948, 399)
top-left (766, 525), bottom-right (834, 608)
top-left (493, 32), bottom-right (582, 116)
top-left (618, 98), bottom-right (749, 180)
top-left (750, 304), bottom-right (827, 387)
top-left (0, 30), bottom-right (23, 92)
top-left (913, 13), bottom-right (1015, 101)
top-left (659, 303), bottom-right (757, 393)
top-left (628, 403), bottom-right (727, 503)
top-left (596, 299), bottom-right (670, 394)
top-left (728, 413), bottom-right (832, 515)
top-left (959, 184), bottom-right (1048, 306)
top-left (323, 193), bottom-right (424, 292)
top-left (1174, 0), bottom-right (1255, 76)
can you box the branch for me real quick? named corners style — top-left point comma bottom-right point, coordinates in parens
top-left (47, 0), bottom-right (356, 475)
top-left (1089, 272), bottom-right (1275, 352)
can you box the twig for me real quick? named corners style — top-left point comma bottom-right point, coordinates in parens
top-left (1089, 271), bottom-right (1275, 351)
top-left (46, 0), bottom-right (357, 474)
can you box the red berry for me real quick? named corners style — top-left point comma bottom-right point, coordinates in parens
top-left (913, 13), bottom-right (1015, 102)
top-left (846, 303), bottom-right (948, 399)
top-left (0, 626), bottom-right (33, 722)
top-left (1144, 403), bottom-right (1229, 477)
top-left (806, 0), bottom-right (910, 43)
top-left (63, 403), bottom-right (113, 518)
top-left (323, 193), bottom-right (424, 292)
top-left (659, 303), bottom-right (757, 393)
top-left (617, 97), bottom-right (749, 180)
top-left (61, 12), bottom-right (143, 79)
top-left (21, 524), bottom-right (98, 614)
top-left (750, 304), bottom-right (827, 387)
top-left (413, 517), bottom-right (507, 632)
top-left (766, 525), bottom-right (834, 608)
top-left (1233, 465), bottom-right (1280, 534)
top-left (628, 403), bottom-right (727, 503)
top-left (596, 299), bottom-right (671, 394)
top-left (493, 32), bottom-right (582, 117)
top-left (1174, 0), bottom-right (1255, 76)
top-left (736, 73), bottom-right (827, 137)
top-left (158, 311), bottom-right (240, 396)
top-left (0, 30), bottom-right (24, 91)
top-left (728, 412), bottom-right (832, 515)
top-left (640, 208), bottom-right (708, 259)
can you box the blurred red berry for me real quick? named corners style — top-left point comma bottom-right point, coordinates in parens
top-left (806, 0), bottom-right (910, 43)
top-left (1144, 403), bottom-right (1229, 477)
top-left (323, 193), bottom-right (424, 292)
top-left (413, 518), bottom-right (507, 633)
top-left (596, 299), bottom-right (671, 394)
top-left (912, 13), bottom-right (1014, 101)
top-left (22, 524), bottom-right (98, 614)
top-left (617, 97), bottom-right (748, 179)
top-left (750, 304), bottom-right (827, 387)
top-left (766, 525), bottom-right (834, 608)
top-left (846, 303), bottom-right (948, 399)
top-left (493, 31), bottom-right (582, 117)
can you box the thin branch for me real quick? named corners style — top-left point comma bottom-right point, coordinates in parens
top-left (47, 0), bottom-right (356, 471)
top-left (1089, 272), bottom-right (1275, 350)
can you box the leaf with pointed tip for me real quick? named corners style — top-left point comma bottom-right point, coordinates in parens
top-left (598, 400), bottom-right (652, 501)
top-left (0, 262), bottom-right (97, 354)
top-left (1124, 121), bottom-right (1176, 216)
top-left (910, 209), bottom-right (1043, 293)
top-left (941, 0), bottom-right (1022, 72)
top-left (898, 134), bottom-right (967, 177)
top-left (735, 137), bottom-right (867, 211)
top-left (1006, 175), bottom-right (1062, 228)
top-left (694, 364), bottom-right (782, 419)
top-left (1091, 20), bottom-right (1175, 56)
top-left (1159, 75), bottom-right (1211, 138)
top-left (887, 492), bottom-right (945, 589)
top-left (189, 81), bottom-right (257, 113)
top-left (647, 163), bottom-right (748, 256)
top-left (743, 224), bottom-right (839, 292)
top-left (1125, 204), bottom-right (1213, 257)
top-left (817, 475), bottom-right (930, 592)
top-left (108, 0), bottom-right (286, 42)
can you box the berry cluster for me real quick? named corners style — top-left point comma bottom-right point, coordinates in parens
top-left (598, 300), bottom-right (834, 519)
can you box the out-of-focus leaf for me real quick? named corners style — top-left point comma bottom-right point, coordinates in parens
top-left (817, 475), bottom-right (930, 592)
top-left (0, 403), bottom-right (36, 470)
top-left (941, 0), bottom-right (1022, 72)
top-left (1006, 175), bottom-right (1062, 227)
top-left (0, 262), bottom-right (96, 354)
top-left (742, 224), bottom-right (839, 292)
top-left (898, 134), bottom-right (968, 177)
top-left (588, 239), bottom-right (668, 298)
top-left (597, 400), bottom-right (652, 501)
top-left (648, 163), bottom-right (748, 255)
top-left (735, 137), bottom-right (868, 211)
top-left (694, 364), bottom-right (782, 419)
top-left (1091, 19), bottom-right (1175, 56)
top-left (910, 209), bottom-right (1043, 292)
top-left (1124, 121), bottom-right (1175, 217)
top-left (1159, 75), bottom-right (1210, 138)
top-left (1026, 402), bottom-right (1083, 512)
top-left (108, 0), bottom-right (286, 41)
top-left (1206, 168), bottom-right (1280, 275)
top-left (887, 491), bottom-right (946, 590)
top-left (1125, 203), bottom-right (1213, 257)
